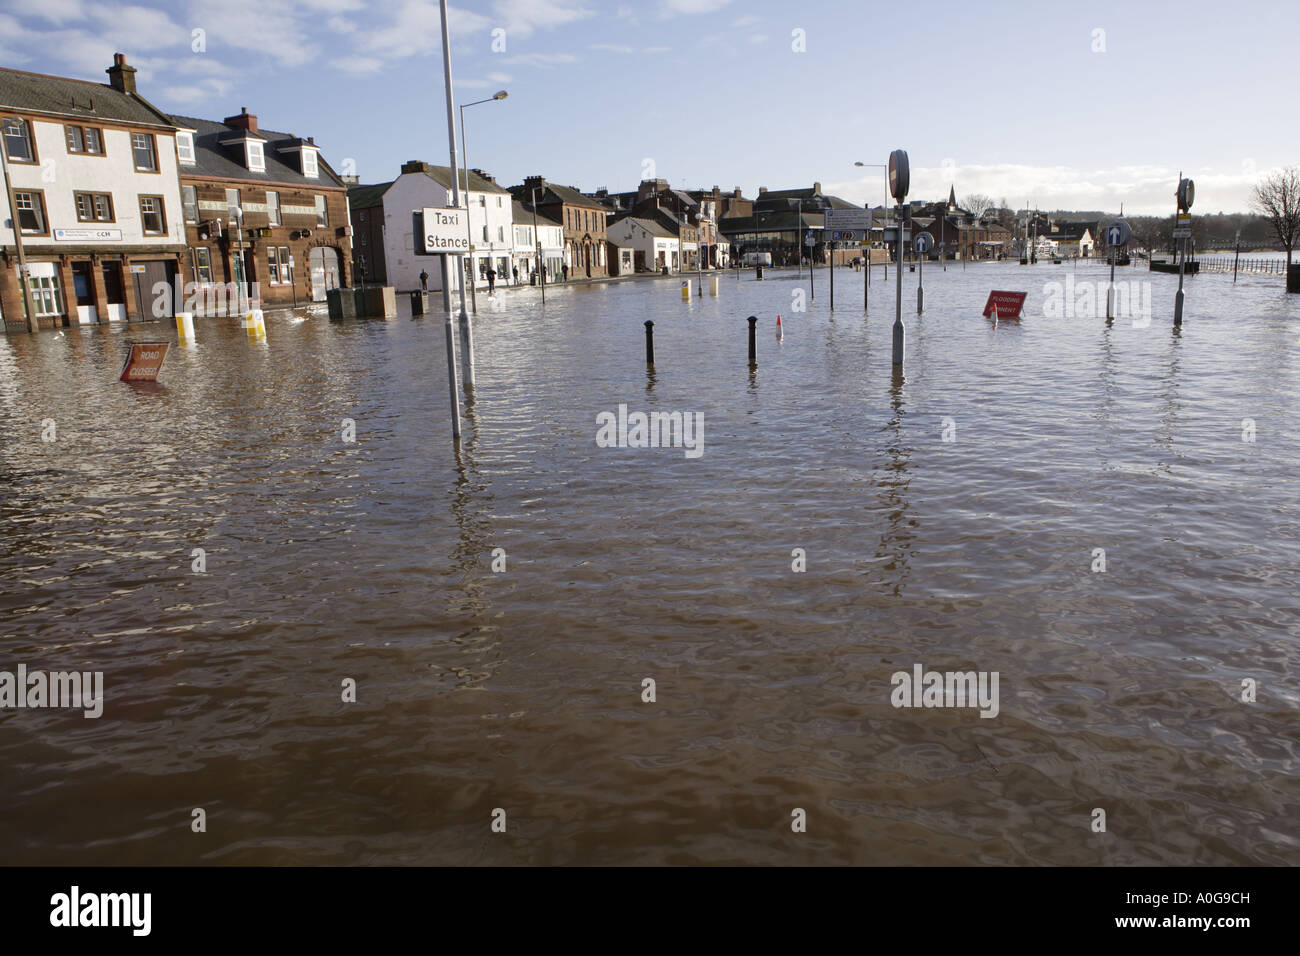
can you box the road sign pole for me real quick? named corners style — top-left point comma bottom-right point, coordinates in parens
top-left (1107, 246), bottom-right (1115, 320)
top-left (810, 231), bottom-right (815, 301)
top-left (894, 206), bottom-right (904, 366)
top-left (917, 241), bottom-right (924, 315)
top-left (830, 238), bottom-right (835, 310)
top-left (864, 239), bottom-right (869, 313)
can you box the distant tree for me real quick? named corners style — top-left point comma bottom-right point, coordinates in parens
top-left (964, 193), bottom-right (995, 219)
top-left (1250, 167), bottom-right (1300, 267)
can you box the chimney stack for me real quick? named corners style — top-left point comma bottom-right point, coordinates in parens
top-left (224, 107), bottom-right (259, 133)
top-left (813, 181), bottom-right (822, 195)
top-left (106, 53), bottom-right (137, 95)
top-left (758, 186), bottom-right (768, 195)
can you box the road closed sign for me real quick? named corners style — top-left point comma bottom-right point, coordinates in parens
top-left (119, 342), bottom-right (169, 382)
top-left (416, 207), bottom-right (471, 254)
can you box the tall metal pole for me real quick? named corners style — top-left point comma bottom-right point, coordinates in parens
top-left (1174, 172), bottom-right (1185, 326)
top-left (830, 236), bottom-right (835, 310)
top-left (893, 203), bottom-right (904, 366)
top-left (0, 133), bottom-right (36, 332)
top-left (531, 187), bottom-right (545, 306)
top-left (460, 105), bottom-right (477, 318)
top-left (438, 0), bottom-right (464, 437)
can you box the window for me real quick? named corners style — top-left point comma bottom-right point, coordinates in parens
top-left (26, 274), bottom-right (64, 317)
top-left (266, 191), bottom-right (280, 226)
top-left (132, 132), bottom-right (157, 171)
top-left (182, 185), bottom-right (198, 224)
top-left (139, 195), bottom-right (166, 235)
top-left (479, 194), bottom-right (485, 207)
top-left (3, 118), bottom-right (34, 163)
top-left (280, 247), bottom-right (290, 281)
top-left (497, 225), bottom-right (504, 241)
top-left (246, 140), bottom-right (265, 172)
top-left (226, 188), bottom-right (241, 222)
top-left (359, 210), bottom-right (366, 222)
top-left (302, 149), bottom-right (318, 178)
top-left (314, 194), bottom-right (327, 227)
top-left (14, 191), bottom-right (46, 233)
top-left (176, 131), bottom-right (195, 164)
top-left (267, 247), bottom-right (282, 284)
top-left (74, 191), bottom-right (114, 222)
top-left (64, 125), bottom-right (104, 155)
top-left (497, 196), bottom-right (502, 208)
top-left (482, 225), bottom-right (488, 242)
top-left (191, 246), bottom-right (213, 284)
top-left (360, 234), bottom-right (366, 247)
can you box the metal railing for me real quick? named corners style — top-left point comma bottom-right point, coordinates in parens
top-left (1198, 256), bottom-right (1289, 275)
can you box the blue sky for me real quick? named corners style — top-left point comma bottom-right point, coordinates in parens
top-left (2, 0), bottom-right (1295, 214)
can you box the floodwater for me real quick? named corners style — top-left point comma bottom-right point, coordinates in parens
top-left (1, 260), bottom-right (1297, 865)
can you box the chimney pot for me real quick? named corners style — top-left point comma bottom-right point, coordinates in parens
top-left (106, 53), bottom-right (137, 94)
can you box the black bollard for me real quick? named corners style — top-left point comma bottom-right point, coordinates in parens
top-left (644, 320), bottom-right (654, 365)
top-left (747, 315), bottom-right (757, 365)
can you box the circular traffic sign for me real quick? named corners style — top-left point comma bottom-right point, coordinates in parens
top-left (913, 231), bottom-right (933, 254)
top-left (1106, 218), bottom-right (1132, 247)
top-left (889, 149), bottom-right (910, 203)
top-left (1177, 178), bottom-right (1195, 212)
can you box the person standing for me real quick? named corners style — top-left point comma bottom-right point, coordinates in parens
top-left (486, 265), bottom-right (497, 294)
top-left (562, 263), bottom-right (569, 282)
top-left (419, 269), bottom-right (428, 292)
top-left (512, 265), bottom-right (519, 285)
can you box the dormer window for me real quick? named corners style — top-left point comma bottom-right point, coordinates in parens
top-left (247, 140), bottom-right (265, 172)
top-left (176, 130), bottom-right (196, 164)
top-left (302, 148), bottom-right (318, 178)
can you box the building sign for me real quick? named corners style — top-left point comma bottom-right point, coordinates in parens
top-left (119, 342), bottom-right (169, 382)
top-left (54, 227), bottom-right (122, 242)
top-left (416, 207), bottom-right (470, 254)
top-left (983, 290), bottom-right (1027, 318)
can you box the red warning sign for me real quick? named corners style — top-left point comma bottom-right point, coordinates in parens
top-left (983, 290), bottom-right (1027, 319)
top-left (119, 342), bottom-right (169, 382)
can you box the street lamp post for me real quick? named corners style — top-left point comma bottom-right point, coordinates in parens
top-left (0, 124), bottom-right (36, 333)
top-left (458, 91), bottom-right (507, 320)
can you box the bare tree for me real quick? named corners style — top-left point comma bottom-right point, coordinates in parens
top-left (964, 193), bottom-right (995, 219)
top-left (1250, 166), bottom-right (1300, 267)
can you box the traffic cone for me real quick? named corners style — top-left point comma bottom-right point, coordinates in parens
top-left (776, 314), bottom-right (783, 341)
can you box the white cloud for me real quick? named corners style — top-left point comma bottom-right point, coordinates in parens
top-left (486, 71), bottom-right (512, 82)
top-left (659, 0), bottom-right (733, 15)
top-left (4, 0), bottom-right (88, 24)
top-left (334, 55), bottom-right (384, 74)
top-left (590, 42), bottom-right (635, 54)
top-left (327, 15), bottom-right (356, 33)
top-left (642, 45), bottom-right (670, 54)
top-left (491, 0), bottom-right (593, 37)
top-left (501, 52), bottom-right (576, 67)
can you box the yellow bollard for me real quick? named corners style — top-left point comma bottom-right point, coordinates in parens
top-left (710, 276), bottom-right (719, 297)
top-left (681, 281), bottom-right (689, 301)
top-left (243, 309), bottom-right (266, 339)
top-left (175, 311), bottom-right (195, 344)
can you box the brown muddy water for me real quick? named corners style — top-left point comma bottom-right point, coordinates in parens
top-left (1, 261), bottom-right (1297, 865)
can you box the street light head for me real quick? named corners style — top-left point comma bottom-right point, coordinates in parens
top-left (854, 162), bottom-right (865, 167)
top-left (493, 90), bottom-right (508, 100)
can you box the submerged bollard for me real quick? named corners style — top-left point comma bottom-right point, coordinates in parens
top-left (175, 312), bottom-right (195, 344)
top-left (644, 320), bottom-right (654, 365)
top-left (681, 281), bottom-right (690, 301)
top-left (710, 276), bottom-right (719, 296)
top-left (747, 315), bottom-right (757, 365)
top-left (243, 309), bottom-right (266, 339)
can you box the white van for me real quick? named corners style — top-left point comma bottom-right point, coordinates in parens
top-left (741, 252), bottom-right (773, 267)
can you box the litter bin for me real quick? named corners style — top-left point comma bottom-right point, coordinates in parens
top-left (1289, 264), bottom-right (1300, 294)
top-left (410, 291), bottom-right (428, 315)
top-left (530, 271), bottom-right (537, 286)
top-left (661, 266), bottom-right (669, 276)
top-left (756, 265), bottom-right (764, 280)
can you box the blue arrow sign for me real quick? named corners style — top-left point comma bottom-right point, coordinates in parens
top-left (913, 231), bottom-right (933, 254)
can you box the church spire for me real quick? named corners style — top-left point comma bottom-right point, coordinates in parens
top-left (948, 184), bottom-right (957, 208)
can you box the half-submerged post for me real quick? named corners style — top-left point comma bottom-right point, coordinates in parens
top-left (1174, 176), bottom-right (1194, 326)
top-left (644, 320), bottom-right (655, 366)
top-left (889, 148), bottom-right (910, 368)
top-left (747, 315), bottom-right (757, 366)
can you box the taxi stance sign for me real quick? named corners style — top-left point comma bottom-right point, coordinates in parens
top-left (415, 207), bottom-right (471, 254)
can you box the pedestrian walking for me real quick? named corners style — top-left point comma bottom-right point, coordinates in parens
top-left (512, 265), bottom-right (519, 285)
top-left (419, 269), bottom-right (428, 292)
top-left (562, 263), bottom-right (569, 282)
top-left (486, 266), bottom-right (497, 294)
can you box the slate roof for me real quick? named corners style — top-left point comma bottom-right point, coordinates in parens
top-left (0, 65), bottom-right (174, 127)
top-left (512, 200), bottom-right (563, 228)
top-left (170, 114), bottom-right (345, 188)
top-left (348, 182), bottom-right (393, 210)
top-left (512, 181), bottom-right (607, 210)
top-left (401, 162), bottom-right (509, 195)
top-left (612, 216), bottom-right (676, 239)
